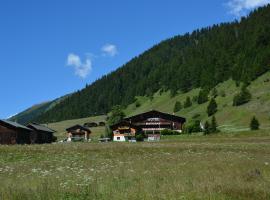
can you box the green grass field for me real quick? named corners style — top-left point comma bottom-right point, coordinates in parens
top-left (0, 130), bottom-right (270, 200)
top-left (125, 71), bottom-right (270, 132)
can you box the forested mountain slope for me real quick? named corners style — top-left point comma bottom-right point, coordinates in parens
top-left (27, 5), bottom-right (270, 123)
top-left (10, 95), bottom-right (69, 124)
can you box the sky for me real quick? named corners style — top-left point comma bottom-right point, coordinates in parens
top-left (0, 0), bottom-right (269, 119)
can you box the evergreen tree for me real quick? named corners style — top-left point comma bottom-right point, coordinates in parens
top-left (107, 105), bottom-right (125, 126)
top-left (210, 115), bottom-right (218, 133)
top-left (207, 98), bottom-right (218, 116)
top-left (233, 85), bottom-right (252, 106)
top-left (250, 116), bottom-right (260, 130)
top-left (211, 88), bottom-right (218, 98)
top-left (184, 96), bottom-right (192, 108)
top-left (197, 89), bottom-right (209, 104)
top-left (173, 101), bottom-right (182, 112)
top-left (204, 121), bottom-right (210, 135)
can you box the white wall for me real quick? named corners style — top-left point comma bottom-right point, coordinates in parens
top-left (113, 135), bottom-right (126, 142)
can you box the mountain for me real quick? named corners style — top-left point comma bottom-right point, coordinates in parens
top-left (17, 5), bottom-right (270, 123)
top-left (47, 71), bottom-right (270, 139)
top-left (10, 95), bottom-right (69, 124)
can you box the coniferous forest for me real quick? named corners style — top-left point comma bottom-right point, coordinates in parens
top-left (36, 5), bottom-right (270, 123)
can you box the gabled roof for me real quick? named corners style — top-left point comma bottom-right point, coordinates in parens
top-left (27, 123), bottom-right (55, 133)
top-left (66, 124), bottom-right (91, 133)
top-left (0, 119), bottom-right (32, 131)
top-left (110, 120), bottom-right (140, 130)
top-left (125, 110), bottom-right (186, 123)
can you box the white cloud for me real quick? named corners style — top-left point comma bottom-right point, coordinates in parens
top-left (67, 53), bottom-right (92, 79)
top-left (101, 44), bottom-right (118, 57)
top-left (226, 0), bottom-right (270, 16)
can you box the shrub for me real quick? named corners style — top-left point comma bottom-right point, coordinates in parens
top-left (184, 96), bottom-right (192, 108)
top-left (135, 101), bottom-right (141, 108)
top-left (250, 116), bottom-right (260, 130)
top-left (161, 129), bottom-right (180, 135)
top-left (207, 98), bottom-right (218, 116)
top-left (185, 120), bottom-right (202, 134)
top-left (173, 101), bottom-right (182, 113)
top-left (233, 86), bottom-right (252, 106)
top-left (136, 133), bottom-right (145, 141)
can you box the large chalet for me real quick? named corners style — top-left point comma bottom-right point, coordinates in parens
top-left (111, 110), bottom-right (186, 142)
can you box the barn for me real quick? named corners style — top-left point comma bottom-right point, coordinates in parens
top-left (27, 123), bottom-right (56, 144)
top-left (111, 110), bottom-right (186, 142)
top-left (0, 120), bottom-right (32, 144)
top-left (66, 125), bottom-right (91, 142)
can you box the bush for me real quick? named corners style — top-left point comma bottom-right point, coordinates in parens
top-left (135, 101), bottom-right (141, 107)
top-left (161, 129), bottom-right (180, 135)
top-left (136, 133), bottom-right (145, 141)
top-left (233, 86), bottom-right (252, 106)
top-left (184, 120), bottom-right (202, 134)
top-left (250, 116), bottom-right (260, 130)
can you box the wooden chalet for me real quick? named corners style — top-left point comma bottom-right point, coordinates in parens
top-left (0, 120), bottom-right (32, 144)
top-left (27, 123), bottom-right (56, 144)
top-left (111, 121), bottom-right (139, 142)
top-left (111, 110), bottom-right (186, 142)
top-left (66, 125), bottom-right (91, 142)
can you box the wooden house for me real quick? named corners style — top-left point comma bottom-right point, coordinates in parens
top-left (111, 121), bottom-right (139, 142)
top-left (66, 125), bottom-right (91, 142)
top-left (27, 123), bottom-right (56, 144)
top-left (111, 110), bottom-right (186, 142)
top-left (0, 120), bottom-right (32, 144)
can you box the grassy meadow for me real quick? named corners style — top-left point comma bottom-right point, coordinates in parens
top-left (1, 131), bottom-right (270, 200)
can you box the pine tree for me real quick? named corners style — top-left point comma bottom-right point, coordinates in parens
top-left (107, 105), bottom-right (125, 126)
top-left (250, 116), bottom-right (260, 130)
top-left (197, 89), bottom-right (209, 104)
top-left (207, 98), bottom-right (218, 116)
top-left (233, 85), bottom-right (252, 106)
top-left (211, 88), bottom-right (218, 98)
top-left (173, 101), bottom-right (182, 112)
top-left (210, 115), bottom-right (218, 133)
top-left (204, 121), bottom-right (210, 135)
top-left (184, 97), bottom-right (192, 108)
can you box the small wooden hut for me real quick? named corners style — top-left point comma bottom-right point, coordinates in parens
top-left (0, 120), bottom-right (32, 144)
top-left (66, 125), bottom-right (91, 142)
top-left (27, 123), bottom-right (56, 144)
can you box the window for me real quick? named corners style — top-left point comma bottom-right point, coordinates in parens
top-left (117, 137), bottom-right (120, 140)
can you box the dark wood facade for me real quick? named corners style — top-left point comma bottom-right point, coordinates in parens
top-left (0, 120), bottom-right (32, 145)
top-left (66, 125), bottom-right (91, 141)
top-left (111, 110), bottom-right (186, 140)
top-left (27, 123), bottom-right (56, 144)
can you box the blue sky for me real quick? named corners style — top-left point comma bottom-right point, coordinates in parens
top-left (0, 0), bottom-right (269, 119)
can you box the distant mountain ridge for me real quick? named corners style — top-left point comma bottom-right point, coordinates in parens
top-left (10, 95), bottom-right (69, 124)
top-left (14, 5), bottom-right (270, 124)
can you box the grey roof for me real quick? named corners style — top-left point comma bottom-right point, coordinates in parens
top-left (27, 123), bottom-right (55, 133)
top-left (0, 119), bottom-right (32, 131)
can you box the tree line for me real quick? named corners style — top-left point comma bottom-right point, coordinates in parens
top-left (36, 5), bottom-right (270, 123)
